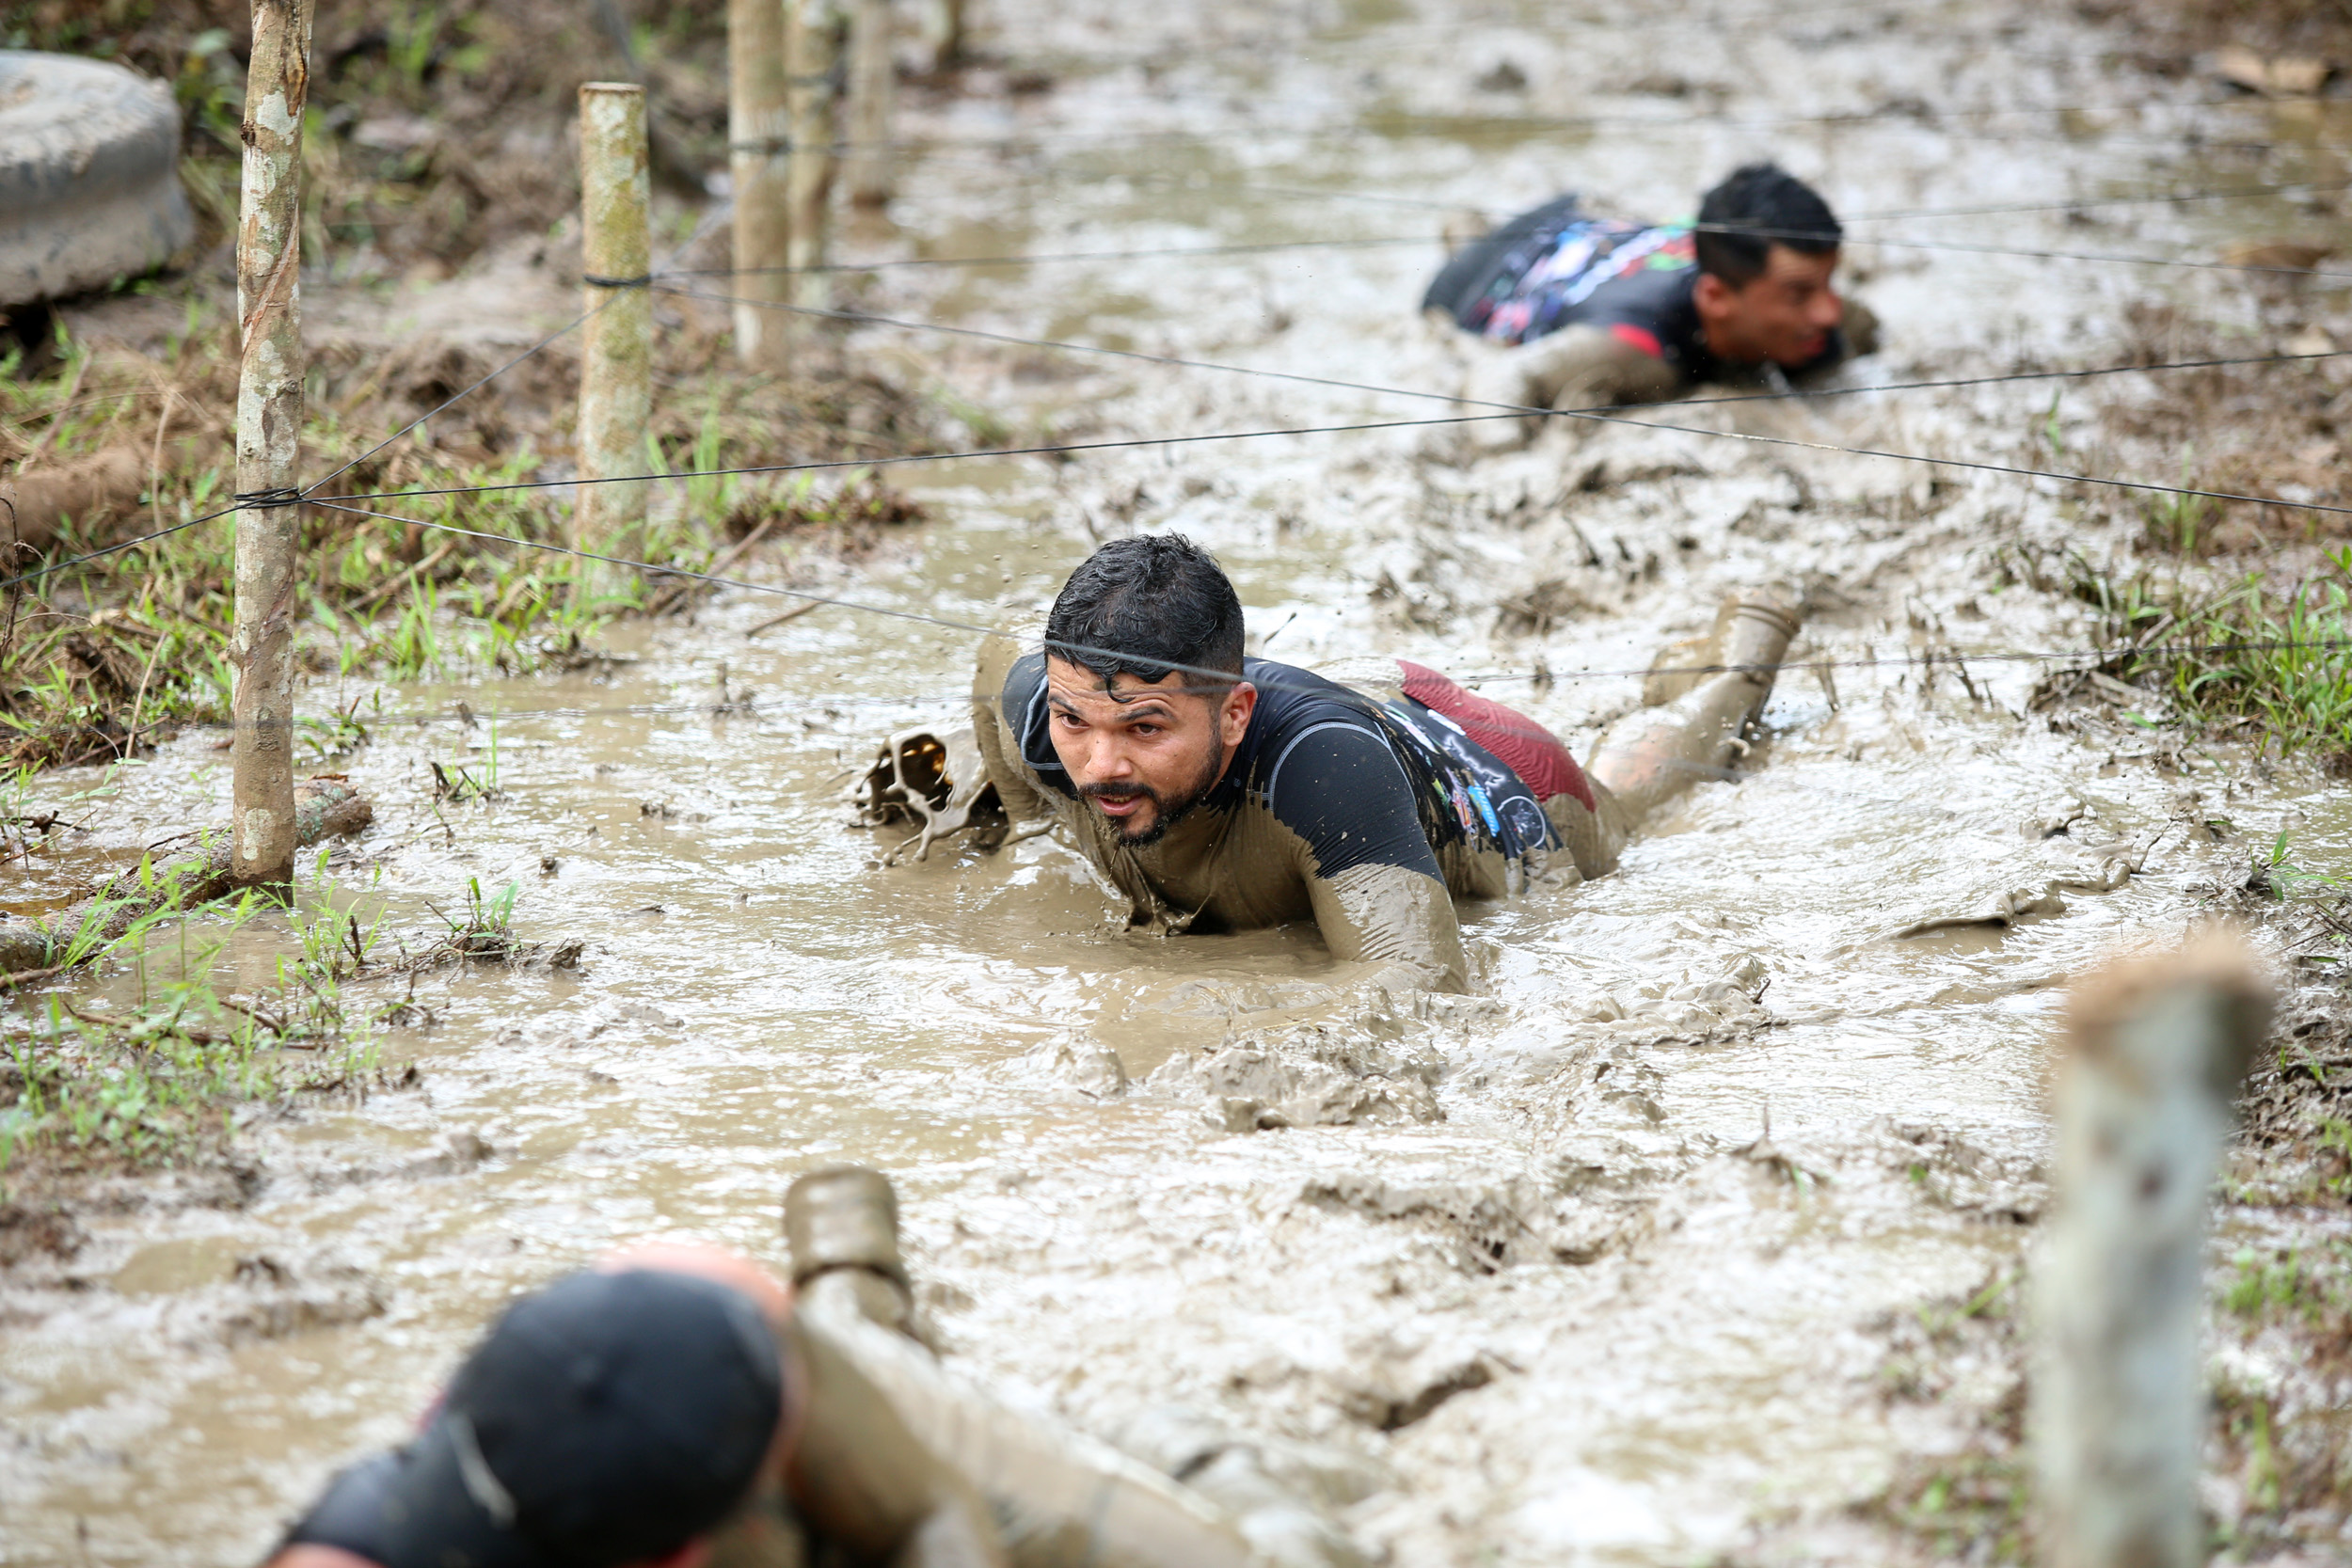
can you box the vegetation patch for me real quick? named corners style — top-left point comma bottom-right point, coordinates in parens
top-left (3, 310), bottom-right (934, 771)
top-left (2, 0), bottom-right (940, 775)
top-left (2105, 560), bottom-right (2352, 770)
top-left (0, 853), bottom-right (536, 1188)
top-left (2013, 548), bottom-right (2352, 770)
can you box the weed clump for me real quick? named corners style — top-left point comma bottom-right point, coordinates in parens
top-left (0, 856), bottom-right (541, 1183)
top-left (2, 388), bottom-right (930, 770)
top-left (428, 877), bottom-right (520, 961)
top-left (0, 867), bottom-right (389, 1179)
top-left (2048, 549), bottom-right (2352, 770)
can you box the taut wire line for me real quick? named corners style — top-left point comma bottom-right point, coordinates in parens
top-left (655, 279), bottom-right (2352, 427)
top-left (290, 394), bottom-right (2352, 525)
top-left (655, 175), bottom-right (2352, 280)
top-left (302, 297), bottom-right (619, 496)
top-left (691, 92), bottom-right (2350, 159)
top-left (14, 334), bottom-right (2352, 602)
top-left (299, 498), bottom-right (2352, 742)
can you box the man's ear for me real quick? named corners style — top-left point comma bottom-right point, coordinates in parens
top-left (1692, 272), bottom-right (1734, 315)
top-left (1221, 680), bottom-right (1259, 746)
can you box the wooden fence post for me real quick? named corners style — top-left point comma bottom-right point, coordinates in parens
top-left (577, 83), bottom-right (652, 560)
top-left (2038, 934), bottom-right (2272, 1568)
top-left (845, 0), bottom-right (895, 209)
top-left (786, 0), bottom-right (848, 311)
top-left (728, 0), bottom-right (792, 369)
top-left (229, 0), bottom-right (315, 895)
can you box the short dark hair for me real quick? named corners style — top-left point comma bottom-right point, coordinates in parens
top-left (1045, 532), bottom-right (1245, 689)
top-left (1693, 163), bottom-right (1841, 287)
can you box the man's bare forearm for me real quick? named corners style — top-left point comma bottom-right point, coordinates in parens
top-left (1310, 862), bottom-right (1469, 992)
top-left (784, 1322), bottom-right (1011, 1568)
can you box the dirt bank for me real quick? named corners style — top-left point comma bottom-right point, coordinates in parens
top-left (1, 0), bottom-right (951, 770)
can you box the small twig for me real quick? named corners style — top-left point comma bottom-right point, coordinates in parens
top-left (2127, 610), bottom-right (2178, 656)
top-left (648, 514), bottom-right (779, 616)
top-left (0, 961), bottom-right (70, 990)
top-left (348, 538), bottom-right (461, 614)
top-left (121, 624), bottom-right (173, 755)
top-left (146, 384), bottom-right (180, 538)
top-left (1, 495), bottom-right (22, 668)
top-left (217, 995), bottom-right (289, 1035)
top-left (746, 597), bottom-right (824, 639)
top-left (486, 566), bottom-right (543, 626)
top-left (60, 997), bottom-right (233, 1045)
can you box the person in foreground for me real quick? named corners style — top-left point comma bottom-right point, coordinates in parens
top-left (960, 533), bottom-right (1802, 993)
top-left (262, 1233), bottom-right (1003, 1568)
top-left (262, 1172), bottom-right (1304, 1568)
top-left (1423, 161), bottom-right (1878, 446)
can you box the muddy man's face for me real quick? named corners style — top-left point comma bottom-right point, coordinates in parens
top-left (1043, 657), bottom-right (1259, 846)
top-left (1696, 243), bottom-right (1845, 368)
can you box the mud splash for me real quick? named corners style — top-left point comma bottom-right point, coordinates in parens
top-left (8, 0), bottom-right (2352, 1563)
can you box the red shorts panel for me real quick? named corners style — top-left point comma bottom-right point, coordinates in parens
top-left (1396, 660), bottom-right (1595, 814)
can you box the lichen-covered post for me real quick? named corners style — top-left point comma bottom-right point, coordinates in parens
top-left (785, 0), bottom-right (848, 311)
top-left (728, 0), bottom-right (793, 369)
top-left (2038, 935), bottom-right (2272, 1568)
top-left (845, 0), bottom-right (895, 210)
top-left (576, 83), bottom-right (652, 558)
top-left (229, 0), bottom-right (315, 895)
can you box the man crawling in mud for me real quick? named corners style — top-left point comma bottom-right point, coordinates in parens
top-left (940, 533), bottom-right (1803, 992)
top-left (1424, 161), bottom-right (1878, 446)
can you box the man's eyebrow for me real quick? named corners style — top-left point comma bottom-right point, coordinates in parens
top-left (1047, 690), bottom-right (1177, 720)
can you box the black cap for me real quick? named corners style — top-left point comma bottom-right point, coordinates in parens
top-left (286, 1269), bottom-right (785, 1568)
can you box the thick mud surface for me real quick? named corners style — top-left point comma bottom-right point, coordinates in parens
top-left (8, 2), bottom-right (2352, 1563)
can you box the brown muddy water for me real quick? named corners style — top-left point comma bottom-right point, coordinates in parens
top-left (8, 1), bottom-right (2352, 1563)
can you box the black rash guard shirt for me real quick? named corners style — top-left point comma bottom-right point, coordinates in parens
top-left (1001, 652), bottom-right (1557, 886)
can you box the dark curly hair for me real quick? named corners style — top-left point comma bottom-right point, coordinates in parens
top-left (1694, 163), bottom-right (1841, 287)
top-left (1044, 532), bottom-right (1245, 689)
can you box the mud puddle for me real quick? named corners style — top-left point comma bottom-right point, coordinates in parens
top-left (8, 1), bottom-right (2352, 1563)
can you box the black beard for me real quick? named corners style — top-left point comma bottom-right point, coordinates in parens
top-left (1081, 743), bottom-right (1226, 847)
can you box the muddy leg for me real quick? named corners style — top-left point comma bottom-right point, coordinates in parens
top-left (1583, 593), bottom-right (1800, 829)
top-left (1543, 781), bottom-right (1637, 880)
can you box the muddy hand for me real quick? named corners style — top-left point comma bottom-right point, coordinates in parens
top-left (787, 1166), bottom-right (920, 1338)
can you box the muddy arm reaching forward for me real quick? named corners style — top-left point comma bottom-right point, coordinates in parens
top-left (760, 1322), bottom-right (1007, 1568)
top-left (1258, 725), bottom-right (1470, 991)
top-left (777, 1169), bottom-right (1273, 1568)
top-left (1459, 323), bottom-right (1683, 447)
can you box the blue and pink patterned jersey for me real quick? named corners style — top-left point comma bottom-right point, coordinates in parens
top-left (1423, 191), bottom-right (1847, 386)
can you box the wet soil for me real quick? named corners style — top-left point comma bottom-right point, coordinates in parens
top-left (8, 0), bottom-right (2352, 1563)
